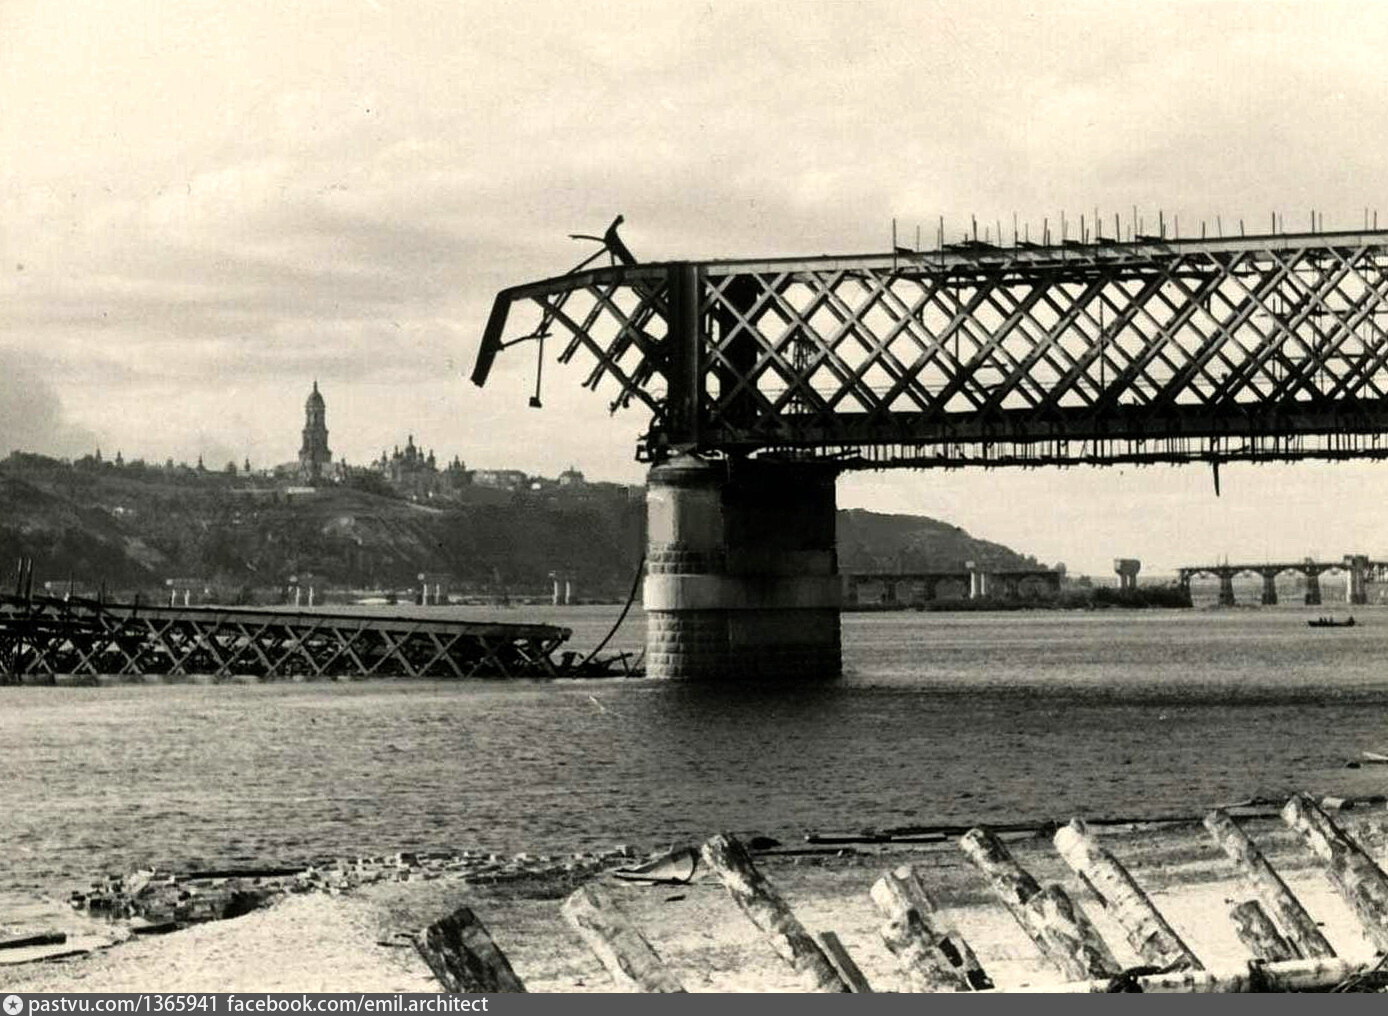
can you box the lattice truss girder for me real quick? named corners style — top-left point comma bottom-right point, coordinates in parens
top-left (0, 598), bottom-right (566, 681)
top-left (477, 233), bottom-right (1388, 465)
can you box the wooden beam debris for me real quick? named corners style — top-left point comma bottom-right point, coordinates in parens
top-left (869, 865), bottom-right (992, 991)
top-left (700, 833), bottom-right (850, 992)
top-left (414, 905), bottom-right (527, 993)
top-left (1006, 956), bottom-right (1375, 994)
top-left (1281, 792), bottom-right (1388, 950)
top-left (959, 827), bottom-right (1120, 981)
top-left (816, 931), bottom-right (873, 993)
top-left (1229, 900), bottom-right (1298, 962)
top-left (1203, 808), bottom-right (1334, 959)
top-left (1053, 818), bottom-right (1202, 970)
top-left (561, 885), bottom-right (685, 993)
top-left (0, 931), bottom-right (66, 950)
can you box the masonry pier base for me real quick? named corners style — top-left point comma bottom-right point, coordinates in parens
top-left (644, 455), bottom-right (840, 681)
top-left (1218, 573), bottom-right (1237, 607)
top-left (1345, 555), bottom-right (1369, 605)
top-left (1304, 573), bottom-right (1322, 606)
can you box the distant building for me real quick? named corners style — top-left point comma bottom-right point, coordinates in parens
top-left (370, 436), bottom-right (468, 500)
top-left (557, 467), bottom-right (585, 487)
top-left (472, 469), bottom-right (528, 491)
top-left (298, 381), bottom-right (332, 483)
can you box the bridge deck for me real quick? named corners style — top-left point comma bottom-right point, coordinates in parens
top-left (0, 595), bottom-right (573, 682)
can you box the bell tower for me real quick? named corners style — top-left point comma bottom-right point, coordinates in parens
top-left (298, 381), bottom-right (332, 482)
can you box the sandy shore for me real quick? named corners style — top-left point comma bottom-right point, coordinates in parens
top-left (3, 811), bottom-right (1386, 993)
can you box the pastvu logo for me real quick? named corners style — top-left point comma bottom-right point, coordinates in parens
top-left (3, 994), bottom-right (24, 1015)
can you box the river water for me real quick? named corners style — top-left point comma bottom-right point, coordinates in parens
top-left (2, 605), bottom-right (1387, 913)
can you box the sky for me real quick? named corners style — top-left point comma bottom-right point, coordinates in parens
top-left (4, 0), bottom-right (1388, 576)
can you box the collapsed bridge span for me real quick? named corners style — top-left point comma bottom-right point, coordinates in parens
top-left (0, 594), bottom-right (583, 683)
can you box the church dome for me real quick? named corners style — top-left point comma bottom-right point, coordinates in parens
top-left (306, 380), bottom-right (324, 408)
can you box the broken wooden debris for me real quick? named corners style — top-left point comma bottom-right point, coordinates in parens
top-left (415, 905), bottom-right (527, 993)
top-left (71, 844), bottom-right (644, 930)
top-left (561, 885), bottom-right (685, 993)
top-left (608, 846), bottom-right (698, 884)
top-left (1007, 956), bottom-right (1379, 994)
top-left (959, 826), bottom-right (1120, 981)
top-left (700, 832), bottom-right (849, 992)
top-left (0, 931), bottom-right (66, 950)
top-left (1281, 792), bottom-right (1388, 951)
top-left (816, 931), bottom-right (873, 993)
top-left (813, 800), bottom-right (1305, 846)
top-left (1228, 900), bottom-right (1298, 962)
top-left (870, 864), bottom-right (991, 991)
top-left (1203, 807), bottom-right (1334, 959)
top-left (1053, 818), bottom-right (1202, 970)
top-left (0, 942), bottom-right (102, 966)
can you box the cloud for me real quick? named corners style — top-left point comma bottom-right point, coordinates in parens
top-left (6, 1), bottom-right (1388, 569)
top-left (0, 346), bottom-right (98, 458)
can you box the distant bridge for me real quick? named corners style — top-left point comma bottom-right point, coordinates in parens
top-left (477, 224), bottom-right (1388, 679)
top-left (843, 568), bottom-right (1061, 606)
top-left (1178, 554), bottom-right (1386, 605)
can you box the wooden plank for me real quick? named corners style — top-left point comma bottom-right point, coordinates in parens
top-left (1005, 955), bottom-right (1375, 993)
top-left (869, 865), bottom-right (992, 991)
top-left (414, 905), bottom-right (527, 993)
top-left (1053, 819), bottom-right (1202, 969)
top-left (699, 833), bottom-right (849, 992)
top-left (0, 931), bottom-right (65, 950)
top-left (816, 931), bottom-right (873, 993)
top-left (1203, 808), bottom-right (1334, 959)
top-left (1281, 792), bottom-right (1388, 950)
top-left (561, 885), bottom-right (685, 993)
top-left (1229, 900), bottom-right (1297, 962)
top-left (958, 827), bottom-right (1119, 981)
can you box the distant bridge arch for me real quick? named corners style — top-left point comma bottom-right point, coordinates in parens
top-left (1178, 556), bottom-right (1376, 606)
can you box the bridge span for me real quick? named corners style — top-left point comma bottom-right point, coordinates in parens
top-left (844, 567), bottom-right (1062, 607)
top-left (477, 223), bottom-right (1388, 679)
top-left (1179, 554), bottom-right (1386, 606)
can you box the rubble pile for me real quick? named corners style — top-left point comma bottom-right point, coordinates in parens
top-left (70, 845), bottom-right (643, 930)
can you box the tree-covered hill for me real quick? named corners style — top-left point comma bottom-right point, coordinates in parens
top-left (0, 453), bottom-right (1042, 601)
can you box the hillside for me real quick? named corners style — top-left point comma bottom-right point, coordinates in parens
top-left (0, 454), bottom-right (1042, 601)
top-left (836, 508), bottom-right (1039, 573)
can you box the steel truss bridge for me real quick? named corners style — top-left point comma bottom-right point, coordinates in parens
top-left (0, 594), bottom-right (573, 683)
top-left (476, 228), bottom-right (1388, 468)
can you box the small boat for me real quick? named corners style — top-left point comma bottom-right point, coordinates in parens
top-left (1362, 750), bottom-right (1388, 765)
top-left (1307, 616), bottom-right (1356, 628)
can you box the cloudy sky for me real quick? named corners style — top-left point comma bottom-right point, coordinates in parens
top-left (4, 0), bottom-right (1388, 575)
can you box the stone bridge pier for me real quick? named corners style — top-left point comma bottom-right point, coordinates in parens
top-left (1300, 563), bottom-right (1325, 605)
top-left (1345, 554), bottom-right (1369, 605)
top-left (1256, 568), bottom-right (1280, 605)
top-left (966, 562), bottom-right (989, 599)
top-left (1216, 568), bottom-right (1237, 607)
top-left (644, 454), bottom-right (840, 681)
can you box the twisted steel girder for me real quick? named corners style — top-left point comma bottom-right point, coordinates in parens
top-left (474, 230), bottom-right (1388, 468)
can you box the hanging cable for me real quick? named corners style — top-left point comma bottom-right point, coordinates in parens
top-left (577, 553), bottom-right (646, 672)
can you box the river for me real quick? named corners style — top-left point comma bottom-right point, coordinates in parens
top-left (2, 605), bottom-right (1386, 915)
